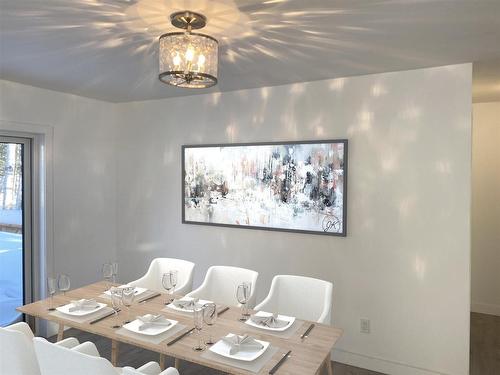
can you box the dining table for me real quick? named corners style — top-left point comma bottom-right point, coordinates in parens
top-left (17, 281), bottom-right (343, 375)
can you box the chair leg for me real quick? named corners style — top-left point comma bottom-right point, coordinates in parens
top-left (111, 340), bottom-right (119, 366)
top-left (57, 324), bottom-right (64, 341)
top-left (159, 354), bottom-right (166, 370)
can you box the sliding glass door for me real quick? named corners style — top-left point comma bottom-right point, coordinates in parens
top-left (0, 136), bottom-right (31, 327)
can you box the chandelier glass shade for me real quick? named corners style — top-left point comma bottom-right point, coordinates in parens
top-left (158, 11), bottom-right (218, 88)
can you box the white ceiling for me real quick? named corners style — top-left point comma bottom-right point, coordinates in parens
top-left (1, 0), bottom-right (500, 103)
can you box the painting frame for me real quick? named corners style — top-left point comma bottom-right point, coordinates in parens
top-left (181, 139), bottom-right (348, 237)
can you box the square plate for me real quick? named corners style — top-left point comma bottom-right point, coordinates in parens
top-left (166, 297), bottom-right (213, 313)
top-left (56, 301), bottom-right (107, 317)
top-left (209, 334), bottom-right (270, 362)
top-left (123, 316), bottom-right (178, 336)
top-left (104, 285), bottom-right (148, 297)
top-left (245, 311), bottom-right (295, 332)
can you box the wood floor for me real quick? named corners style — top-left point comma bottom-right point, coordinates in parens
top-left (50, 313), bottom-right (500, 375)
top-left (470, 312), bottom-right (500, 375)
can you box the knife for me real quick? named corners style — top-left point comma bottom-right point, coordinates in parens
top-left (269, 350), bottom-right (292, 374)
top-left (300, 323), bottom-right (315, 339)
top-left (217, 306), bottom-right (230, 316)
top-left (166, 327), bottom-right (195, 346)
top-left (89, 309), bottom-right (119, 325)
top-left (138, 292), bottom-right (161, 303)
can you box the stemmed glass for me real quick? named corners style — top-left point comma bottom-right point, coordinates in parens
top-left (236, 282), bottom-right (251, 322)
top-left (110, 287), bottom-right (123, 329)
top-left (202, 303), bottom-right (217, 345)
top-left (170, 270), bottom-right (178, 294)
top-left (161, 271), bottom-right (177, 304)
top-left (102, 263), bottom-right (113, 291)
top-left (193, 306), bottom-right (206, 351)
top-left (111, 262), bottom-right (118, 283)
top-left (121, 286), bottom-right (135, 324)
top-left (47, 277), bottom-right (57, 311)
top-left (57, 274), bottom-right (71, 296)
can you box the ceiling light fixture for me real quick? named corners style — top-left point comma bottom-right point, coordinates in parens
top-left (158, 11), bottom-right (218, 88)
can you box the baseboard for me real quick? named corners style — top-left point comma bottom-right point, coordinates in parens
top-left (332, 348), bottom-right (455, 375)
top-left (471, 302), bottom-right (500, 316)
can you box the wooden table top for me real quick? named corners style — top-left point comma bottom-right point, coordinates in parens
top-left (18, 281), bottom-right (343, 375)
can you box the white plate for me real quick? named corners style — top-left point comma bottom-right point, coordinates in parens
top-left (245, 311), bottom-right (295, 332)
top-left (209, 334), bottom-right (269, 362)
top-left (123, 316), bottom-right (178, 336)
top-left (166, 297), bottom-right (213, 313)
top-left (104, 285), bottom-right (148, 297)
top-left (56, 301), bottom-right (107, 317)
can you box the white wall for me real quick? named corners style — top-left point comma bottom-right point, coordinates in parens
top-left (0, 80), bottom-right (117, 288)
top-left (114, 64), bottom-right (472, 375)
top-left (471, 102), bottom-right (500, 316)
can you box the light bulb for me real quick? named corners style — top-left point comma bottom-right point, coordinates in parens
top-left (185, 47), bottom-right (194, 62)
top-left (197, 54), bottom-right (206, 66)
top-left (173, 53), bottom-right (181, 66)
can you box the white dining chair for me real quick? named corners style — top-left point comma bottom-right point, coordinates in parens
top-left (186, 266), bottom-right (259, 308)
top-left (33, 337), bottom-right (179, 375)
top-left (0, 322), bottom-right (84, 375)
top-left (255, 275), bottom-right (333, 324)
top-left (128, 258), bottom-right (195, 295)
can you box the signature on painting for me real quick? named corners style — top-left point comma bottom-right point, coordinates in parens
top-left (321, 214), bottom-right (341, 233)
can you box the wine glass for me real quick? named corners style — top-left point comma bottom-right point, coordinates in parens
top-left (47, 277), bottom-right (57, 311)
top-left (101, 263), bottom-right (113, 290)
top-left (193, 306), bottom-right (206, 351)
top-left (170, 270), bottom-right (178, 294)
top-left (110, 287), bottom-right (123, 328)
top-left (111, 262), bottom-right (118, 283)
top-left (202, 303), bottom-right (217, 345)
top-left (57, 274), bottom-right (71, 296)
top-left (236, 282), bottom-right (251, 322)
top-left (121, 286), bottom-right (135, 324)
top-left (161, 272), bottom-right (175, 304)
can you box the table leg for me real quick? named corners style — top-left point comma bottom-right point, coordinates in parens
top-left (111, 340), bottom-right (119, 366)
top-left (56, 324), bottom-right (64, 341)
top-left (174, 358), bottom-right (180, 369)
top-left (159, 354), bottom-right (165, 370)
top-left (327, 357), bottom-right (333, 375)
top-left (316, 354), bottom-right (333, 375)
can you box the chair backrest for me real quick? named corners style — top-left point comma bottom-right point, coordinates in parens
top-left (187, 266), bottom-right (259, 307)
top-left (129, 258), bottom-right (195, 295)
top-left (255, 275), bottom-right (333, 324)
top-left (0, 322), bottom-right (41, 375)
top-left (33, 337), bottom-right (117, 375)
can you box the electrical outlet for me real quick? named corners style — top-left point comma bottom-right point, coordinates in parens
top-left (360, 318), bottom-right (370, 334)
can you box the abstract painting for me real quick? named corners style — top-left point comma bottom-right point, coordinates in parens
top-left (182, 140), bottom-right (347, 236)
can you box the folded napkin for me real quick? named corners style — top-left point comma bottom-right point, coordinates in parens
top-left (171, 298), bottom-right (201, 310)
top-left (106, 285), bottom-right (143, 296)
top-left (136, 314), bottom-right (171, 331)
top-left (221, 335), bottom-right (264, 355)
top-left (68, 299), bottom-right (99, 312)
top-left (250, 313), bottom-right (289, 329)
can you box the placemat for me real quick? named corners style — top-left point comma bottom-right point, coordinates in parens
top-left (99, 289), bottom-right (158, 303)
top-left (161, 305), bottom-right (193, 316)
top-left (49, 306), bottom-right (114, 324)
top-left (161, 304), bottom-right (228, 317)
top-left (201, 345), bottom-right (279, 374)
top-left (115, 323), bottom-right (186, 345)
top-left (244, 319), bottom-right (305, 339)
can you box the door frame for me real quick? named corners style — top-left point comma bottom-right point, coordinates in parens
top-left (0, 136), bottom-right (33, 316)
top-left (0, 120), bottom-right (54, 335)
